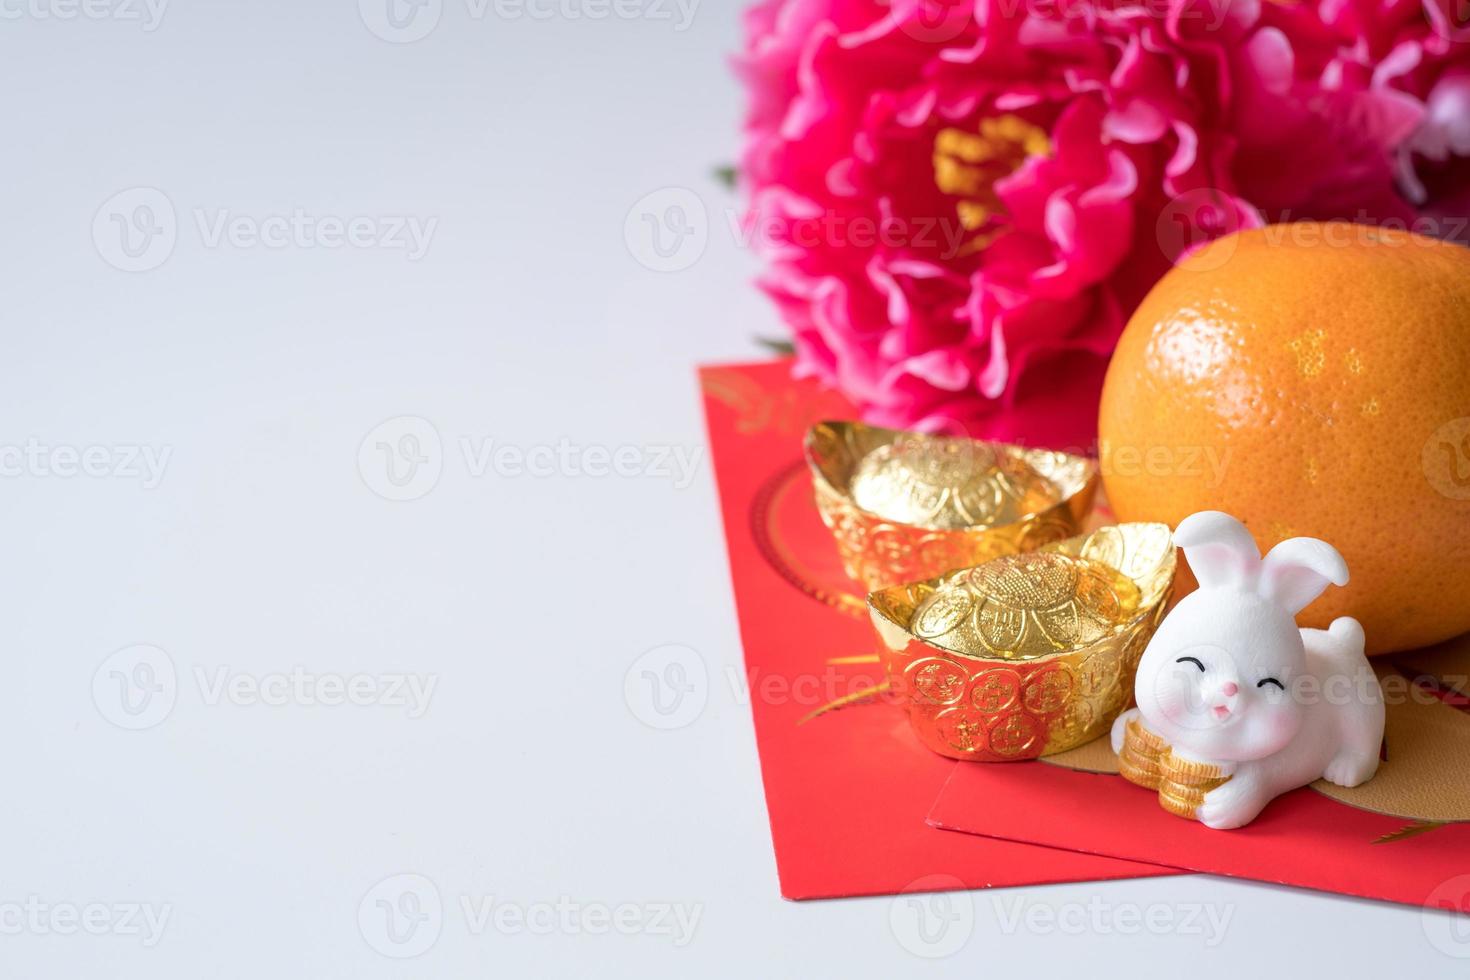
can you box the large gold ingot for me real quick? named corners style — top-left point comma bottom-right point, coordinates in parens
top-left (868, 523), bottom-right (1176, 762)
top-left (805, 421), bottom-right (1099, 591)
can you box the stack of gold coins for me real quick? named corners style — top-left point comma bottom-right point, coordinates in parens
top-left (1117, 717), bottom-right (1168, 791)
top-left (1157, 751), bottom-right (1232, 820)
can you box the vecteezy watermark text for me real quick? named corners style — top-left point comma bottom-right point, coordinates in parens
top-left (359, 0), bottom-right (700, 43)
top-left (991, 895), bottom-right (1233, 946)
top-left (460, 895), bottom-right (701, 946)
top-left (623, 644), bottom-right (907, 731)
top-left (92, 645), bottom-right (438, 730)
top-left (357, 416), bottom-right (704, 502)
top-left (194, 666), bottom-right (436, 718)
top-left (0, 0), bottom-right (168, 30)
top-left (93, 188), bottom-right (437, 272)
top-left (0, 897), bottom-right (172, 947)
top-left (623, 187), bottom-right (981, 273)
top-left (194, 209), bottom-right (436, 260)
top-left (0, 439), bottom-right (171, 488)
top-left (889, 877), bottom-right (1234, 959)
top-left (357, 874), bottom-right (701, 959)
top-left (459, 437), bottom-right (700, 487)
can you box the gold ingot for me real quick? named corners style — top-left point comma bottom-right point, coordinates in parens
top-left (868, 523), bottom-right (1176, 762)
top-left (805, 421), bottom-right (1099, 591)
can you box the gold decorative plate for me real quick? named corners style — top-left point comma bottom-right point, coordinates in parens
top-left (868, 523), bottom-right (1176, 762)
top-left (805, 421), bottom-right (1098, 590)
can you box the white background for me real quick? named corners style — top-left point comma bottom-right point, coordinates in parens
top-left (0, 0), bottom-right (1465, 975)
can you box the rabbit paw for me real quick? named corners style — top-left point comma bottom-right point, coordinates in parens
top-left (1196, 776), bottom-right (1269, 830)
top-left (1110, 708), bottom-right (1140, 755)
top-left (1322, 751), bottom-right (1379, 788)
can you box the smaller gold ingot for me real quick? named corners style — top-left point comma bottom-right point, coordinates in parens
top-left (868, 523), bottom-right (1175, 762)
top-left (806, 421), bottom-right (1099, 591)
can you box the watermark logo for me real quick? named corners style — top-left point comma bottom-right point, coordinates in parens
top-left (93, 187), bottom-right (177, 273)
top-left (1156, 188), bottom-right (1249, 271)
top-left (624, 644), bottom-right (707, 730)
top-left (896, 1), bottom-right (971, 43)
top-left (358, 416), bottom-right (444, 502)
top-left (92, 645), bottom-right (177, 731)
top-left (359, 874), bottom-right (443, 959)
top-left (359, 0), bottom-right (443, 42)
top-left (889, 874), bottom-right (973, 958)
top-left (625, 187), bottom-right (707, 273)
top-left (1424, 418), bottom-right (1470, 501)
top-left (1423, 875), bottom-right (1470, 958)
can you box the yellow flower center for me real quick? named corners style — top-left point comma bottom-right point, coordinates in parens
top-left (933, 115), bottom-right (1051, 256)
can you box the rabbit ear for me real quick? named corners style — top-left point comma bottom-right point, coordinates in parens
top-left (1259, 537), bottom-right (1349, 615)
top-left (1173, 511), bottom-right (1262, 591)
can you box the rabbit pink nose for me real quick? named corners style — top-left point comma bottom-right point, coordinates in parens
top-left (1221, 682), bottom-right (1239, 697)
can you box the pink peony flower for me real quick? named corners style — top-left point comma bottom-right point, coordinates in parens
top-left (735, 0), bottom-right (1470, 448)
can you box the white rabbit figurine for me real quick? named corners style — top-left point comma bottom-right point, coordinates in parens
top-left (1111, 511), bottom-right (1385, 829)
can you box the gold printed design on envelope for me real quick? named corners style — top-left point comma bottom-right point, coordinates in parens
top-left (868, 523), bottom-right (1177, 762)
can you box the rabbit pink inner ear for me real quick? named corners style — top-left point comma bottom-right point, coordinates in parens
top-left (1259, 538), bottom-right (1350, 616)
top-left (1173, 511), bottom-right (1262, 591)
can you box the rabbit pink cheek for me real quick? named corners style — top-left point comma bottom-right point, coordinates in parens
top-left (1144, 673), bottom-right (1189, 717)
top-left (1265, 710), bottom-right (1300, 738)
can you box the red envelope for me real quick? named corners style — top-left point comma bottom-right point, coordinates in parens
top-left (699, 359), bottom-right (1173, 900)
top-left (928, 595), bottom-right (1470, 910)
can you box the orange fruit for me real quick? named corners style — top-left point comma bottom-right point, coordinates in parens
top-left (1099, 222), bottom-right (1470, 655)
